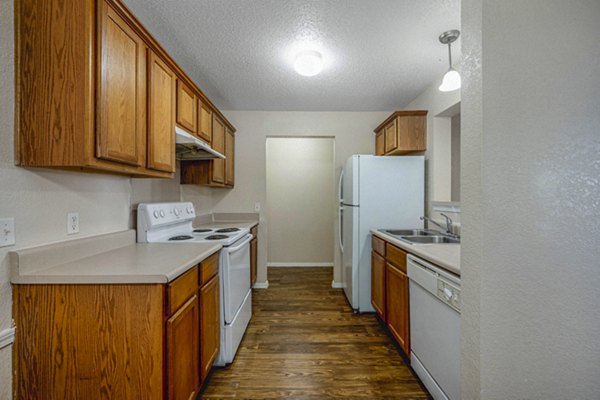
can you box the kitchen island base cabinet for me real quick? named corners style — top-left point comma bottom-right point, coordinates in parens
top-left (12, 252), bottom-right (221, 399)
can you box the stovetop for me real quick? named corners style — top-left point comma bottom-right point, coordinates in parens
top-left (137, 202), bottom-right (250, 246)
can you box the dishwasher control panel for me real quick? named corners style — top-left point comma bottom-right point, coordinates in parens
top-left (437, 279), bottom-right (460, 312)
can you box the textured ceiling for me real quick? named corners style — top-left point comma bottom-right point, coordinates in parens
top-left (123, 0), bottom-right (461, 111)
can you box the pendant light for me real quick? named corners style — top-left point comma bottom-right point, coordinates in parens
top-left (438, 30), bottom-right (461, 92)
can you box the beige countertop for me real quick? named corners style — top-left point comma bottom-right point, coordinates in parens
top-left (10, 230), bottom-right (221, 284)
top-left (371, 229), bottom-right (460, 276)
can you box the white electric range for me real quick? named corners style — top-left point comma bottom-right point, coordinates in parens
top-left (137, 202), bottom-right (253, 366)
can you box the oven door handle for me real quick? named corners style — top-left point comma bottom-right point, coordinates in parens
top-left (225, 234), bottom-right (253, 253)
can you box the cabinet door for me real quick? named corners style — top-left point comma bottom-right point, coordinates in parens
top-left (225, 128), bottom-right (235, 186)
top-left (371, 251), bottom-right (386, 321)
top-left (250, 237), bottom-right (257, 286)
top-left (375, 130), bottom-right (385, 156)
top-left (176, 80), bottom-right (197, 134)
top-left (386, 262), bottom-right (410, 356)
top-left (167, 295), bottom-right (200, 400)
top-left (198, 101), bottom-right (213, 144)
top-left (398, 115), bottom-right (426, 152)
top-left (97, 1), bottom-right (146, 167)
top-left (148, 51), bottom-right (176, 172)
top-left (200, 275), bottom-right (220, 383)
top-left (384, 119), bottom-right (398, 154)
top-left (211, 116), bottom-right (225, 184)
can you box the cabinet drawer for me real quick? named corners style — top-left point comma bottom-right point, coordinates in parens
top-left (386, 243), bottom-right (407, 273)
top-left (200, 252), bottom-right (219, 286)
top-left (251, 225), bottom-right (258, 237)
top-left (168, 267), bottom-right (199, 315)
top-left (372, 235), bottom-right (385, 256)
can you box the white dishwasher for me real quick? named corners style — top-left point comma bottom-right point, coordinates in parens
top-left (407, 254), bottom-right (461, 400)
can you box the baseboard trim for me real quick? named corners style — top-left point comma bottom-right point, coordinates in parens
top-left (253, 280), bottom-right (269, 289)
top-left (267, 262), bottom-right (334, 268)
top-left (0, 327), bottom-right (15, 349)
top-left (331, 280), bottom-right (344, 289)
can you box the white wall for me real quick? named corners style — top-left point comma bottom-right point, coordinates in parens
top-left (266, 138), bottom-right (335, 265)
top-left (461, 1), bottom-right (600, 398)
top-left (403, 77), bottom-right (461, 215)
top-left (211, 111), bottom-right (390, 285)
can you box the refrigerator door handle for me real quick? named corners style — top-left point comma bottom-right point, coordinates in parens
top-left (339, 207), bottom-right (344, 253)
top-left (338, 170), bottom-right (344, 205)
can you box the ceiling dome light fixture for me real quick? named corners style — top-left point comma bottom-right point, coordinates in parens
top-left (294, 50), bottom-right (323, 77)
top-left (438, 29), bottom-right (461, 92)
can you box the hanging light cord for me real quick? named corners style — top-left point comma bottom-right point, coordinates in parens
top-left (447, 42), bottom-right (453, 69)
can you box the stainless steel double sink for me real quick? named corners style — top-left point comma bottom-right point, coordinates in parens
top-left (380, 229), bottom-right (460, 245)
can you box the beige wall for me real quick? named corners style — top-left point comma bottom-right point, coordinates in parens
top-left (266, 138), bottom-right (335, 265)
top-left (211, 111), bottom-right (390, 286)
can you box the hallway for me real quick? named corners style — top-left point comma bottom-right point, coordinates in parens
top-left (201, 267), bottom-right (429, 399)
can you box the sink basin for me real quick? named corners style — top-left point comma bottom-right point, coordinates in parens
top-left (382, 229), bottom-right (440, 237)
top-left (401, 235), bottom-right (460, 244)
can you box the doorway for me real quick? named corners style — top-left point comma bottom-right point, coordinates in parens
top-left (265, 137), bottom-right (335, 267)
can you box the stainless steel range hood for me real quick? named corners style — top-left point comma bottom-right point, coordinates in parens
top-left (175, 126), bottom-right (225, 160)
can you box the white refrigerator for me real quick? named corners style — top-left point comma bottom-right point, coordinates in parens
top-left (339, 155), bottom-right (424, 312)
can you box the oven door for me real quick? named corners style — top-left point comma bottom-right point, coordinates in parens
top-left (222, 233), bottom-right (253, 324)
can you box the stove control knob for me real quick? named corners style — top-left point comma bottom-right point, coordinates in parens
top-left (153, 210), bottom-right (159, 219)
top-left (174, 208), bottom-right (181, 216)
top-left (187, 207), bottom-right (193, 214)
top-left (159, 210), bottom-right (165, 218)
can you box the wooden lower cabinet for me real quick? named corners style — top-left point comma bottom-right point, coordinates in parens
top-left (386, 262), bottom-right (410, 356)
top-left (12, 252), bottom-right (222, 399)
top-left (200, 275), bottom-right (220, 383)
top-left (167, 295), bottom-right (200, 400)
top-left (371, 236), bottom-right (411, 357)
top-left (371, 250), bottom-right (386, 321)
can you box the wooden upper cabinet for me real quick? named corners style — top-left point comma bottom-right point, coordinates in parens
top-left (225, 128), bottom-right (235, 186)
top-left (198, 101), bottom-right (213, 144)
top-left (147, 51), bottom-right (176, 172)
top-left (176, 80), bottom-right (198, 134)
top-left (97, 2), bottom-right (147, 167)
top-left (211, 116), bottom-right (226, 184)
top-left (384, 119), bottom-right (398, 154)
top-left (167, 295), bottom-right (200, 400)
top-left (15, 0), bottom-right (234, 178)
top-left (375, 130), bottom-right (385, 156)
top-left (374, 111), bottom-right (428, 155)
top-left (200, 275), bottom-right (220, 384)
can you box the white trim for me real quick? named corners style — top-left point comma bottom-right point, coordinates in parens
top-left (331, 280), bottom-right (344, 289)
top-left (0, 327), bottom-right (15, 349)
top-left (253, 280), bottom-right (269, 289)
top-left (432, 202), bottom-right (461, 213)
top-left (267, 262), bottom-right (334, 267)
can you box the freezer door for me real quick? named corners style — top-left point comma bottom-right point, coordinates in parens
top-left (342, 204), bottom-right (359, 309)
top-left (342, 155), bottom-right (359, 206)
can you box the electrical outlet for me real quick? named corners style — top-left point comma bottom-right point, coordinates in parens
top-left (254, 202), bottom-right (261, 212)
top-left (67, 212), bottom-right (79, 235)
top-left (0, 218), bottom-right (15, 247)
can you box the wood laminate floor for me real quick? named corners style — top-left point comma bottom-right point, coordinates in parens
top-left (201, 267), bottom-right (430, 399)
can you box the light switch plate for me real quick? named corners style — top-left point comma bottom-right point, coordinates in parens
top-left (67, 212), bottom-right (79, 235)
top-left (0, 218), bottom-right (15, 247)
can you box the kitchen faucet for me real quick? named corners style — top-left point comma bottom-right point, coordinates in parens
top-left (420, 214), bottom-right (457, 237)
